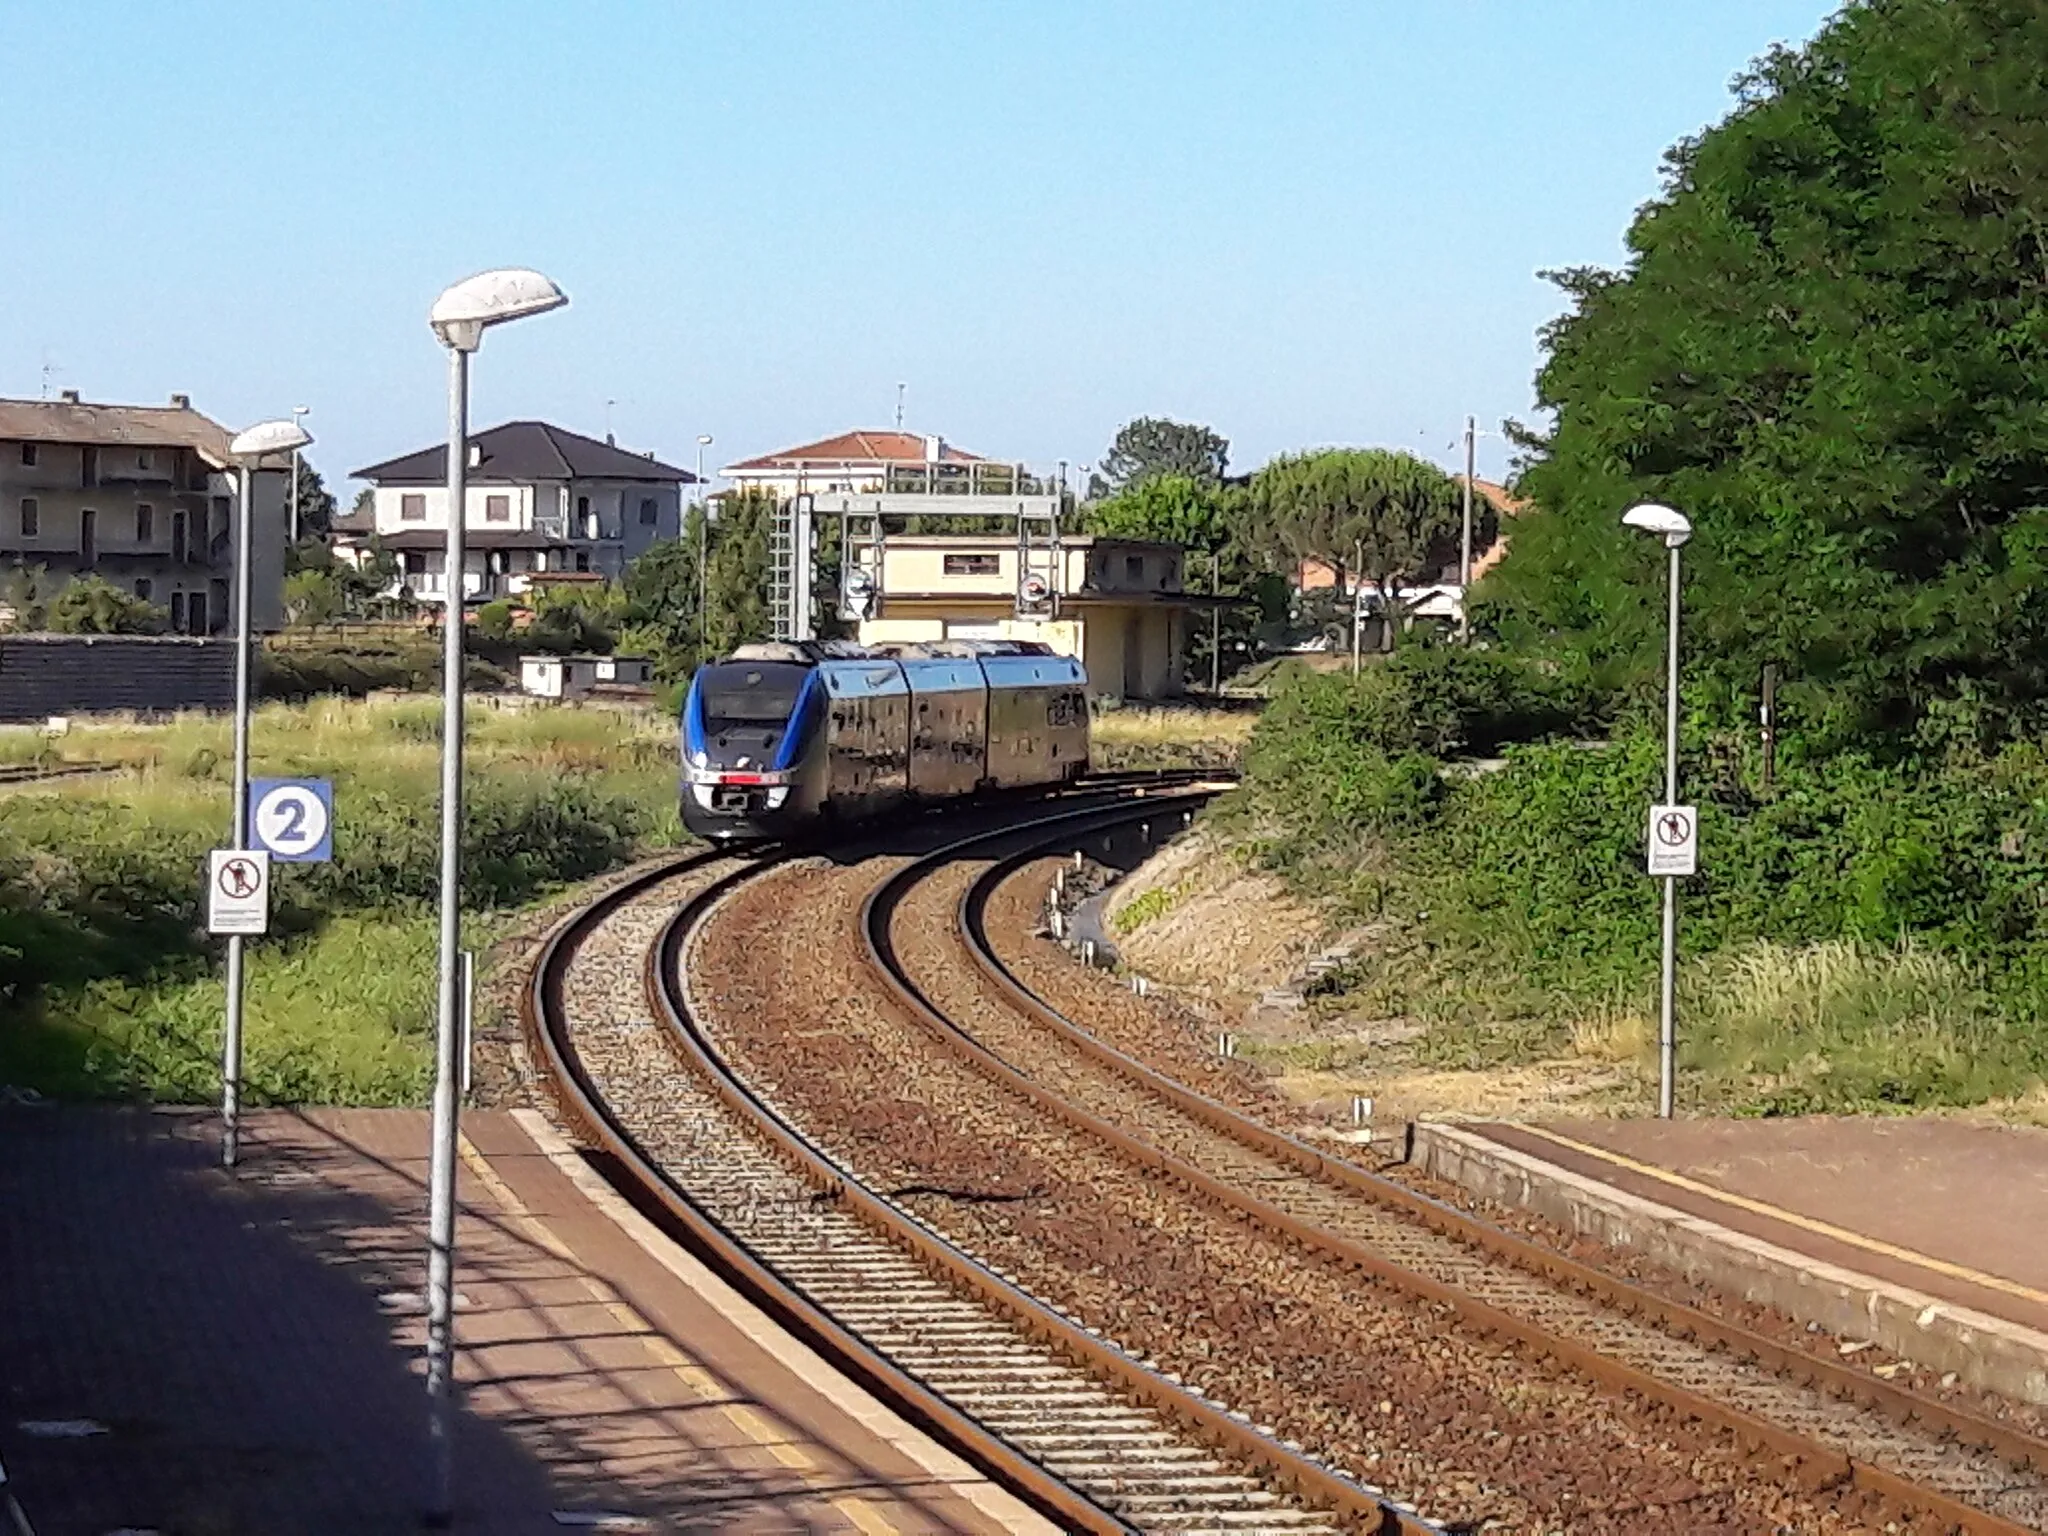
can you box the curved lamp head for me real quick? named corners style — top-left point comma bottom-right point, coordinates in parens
top-left (1621, 502), bottom-right (1693, 548)
top-left (229, 419), bottom-right (314, 463)
top-left (430, 267), bottom-right (567, 352)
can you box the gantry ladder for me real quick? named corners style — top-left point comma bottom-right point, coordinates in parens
top-left (1016, 501), bottom-right (1061, 619)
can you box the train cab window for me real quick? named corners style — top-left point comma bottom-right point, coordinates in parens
top-left (697, 662), bottom-right (809, 731)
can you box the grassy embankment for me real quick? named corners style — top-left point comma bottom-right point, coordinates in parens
top-left (0, 697), bottom-right (682, 1104)
top-left (1117, 650), bottom-right (2048, 1119)
top-left (1086, 703), bottom-right (1255, 772)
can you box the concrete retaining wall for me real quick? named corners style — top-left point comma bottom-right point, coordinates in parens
top-left (0, 635), bottom-right (234, 722)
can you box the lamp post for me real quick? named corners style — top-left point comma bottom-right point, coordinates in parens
top-left (1622, 501), bottom-right (1692, 1119)
top-left (695, 434), bottom-right (713, 656)
top-left (220, 417), bottom-right (313, 1170)
top-left (287, 405), bottom-right (311, 544)
top-left (423, 267), bottom-right (566, 1525)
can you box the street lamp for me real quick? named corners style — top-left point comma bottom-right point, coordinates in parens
top-left (220, 416), bottom-right (312, 1170)
top-left (1622, 500), bottom-right (1693, 1119)
top-left (423, 266), bottom-right (565, 1525)
top-left (287, 405), bottom-right (311, 544)
top-left (696, 434), bottom-right (713, 655)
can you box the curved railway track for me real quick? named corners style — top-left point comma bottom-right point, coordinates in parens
top-left (529, 776), bottom-right (2048, 1534)
top-left (527, 777), bottom-right (1425, 1534)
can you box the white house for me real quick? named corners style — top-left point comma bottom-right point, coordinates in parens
top-left (344, 421), bottom-right (696, 605)
top-left (721, 429), bottom-right (1023, 501)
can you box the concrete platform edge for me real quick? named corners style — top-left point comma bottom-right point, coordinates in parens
top-left (1412, 1121), bottom-right (2048, 1407)
top-left (508, 1108), bottom-right (1057, 1535)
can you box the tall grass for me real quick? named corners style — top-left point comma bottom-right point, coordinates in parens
top-left (1090, 705), bottom-right (1255, 771)
top-left (1683, 939), bottom-right (2042, 1114)
top-left (0, 695), bottom-right (685, 1104)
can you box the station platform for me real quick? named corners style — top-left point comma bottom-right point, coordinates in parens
top-left (0, 1104), bottom-right (1049, 1535)
top-left (1415, 1116), bottom-right (2048, 1406)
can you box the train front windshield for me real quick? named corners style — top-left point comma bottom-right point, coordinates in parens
top-left (695, 662), bottom-right (809, 733)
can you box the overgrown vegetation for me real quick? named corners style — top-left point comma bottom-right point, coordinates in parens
top-left (0, 697), bottom-right (684, 1104)
top-left (1224, 654), bottom-right (2048, 1113)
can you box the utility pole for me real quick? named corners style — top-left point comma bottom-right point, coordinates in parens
top-left (1350, 540), bottom-right (1363, 675)
top-left (1210, 549), bottom-right (1221, 694)
top-left (288, 406), bottom-right (310, 546)
top-left (1458, 414), bottom-right (1475, 643)
top-left (696, 434), bottom-right (713, 658)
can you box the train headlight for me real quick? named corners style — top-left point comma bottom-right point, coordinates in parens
top-left (764, 787), bottom-right (790, 810)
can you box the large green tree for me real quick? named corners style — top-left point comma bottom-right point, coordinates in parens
top-left (1248, 449), bottom-right (1463, 647)
top-left (1489, 0), bottom-right (2048, 743)
top-left (1100, 417), bottom-right (1229, 491)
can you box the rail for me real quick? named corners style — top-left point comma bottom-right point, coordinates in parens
top-left (943, 823), bottom-right (2048, 1536)
top-left (524, 774), bottom-right (1402, 1534)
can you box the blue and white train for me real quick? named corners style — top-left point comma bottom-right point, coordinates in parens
top-left (680, 639), bottom-right (1090, 843)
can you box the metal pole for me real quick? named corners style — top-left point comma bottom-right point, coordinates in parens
top-left (695, 440), bottom-right (708, 658)
top-left (425, 342), bottom-right (469, 1525)
top-left (221, 461), bottom-right (256, 1170)
top-left (1760, 662), bottom-right (1777, 794)
top-left (1209, 549), bottom-right (1220, 694)
top-left (1658, 539), bottom-right (1681, 1119)
top-left (288, 448), bottom-right (300, 546)
top-left (1350, 540), bottom-right (1362, 674)
top-left (1458, 415), bottom-right (1475, 643)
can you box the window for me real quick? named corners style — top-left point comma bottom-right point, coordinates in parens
top-left (19, 497), bottom-right (37, 537)
top-left (485, 494), bottom-right (510, 523)
top-left (943, 553), bottom-right (1000, 576)
top-left (170, 592), bottom-right (187, 629)
top-left (134, 579), bottom-right (153, 602)
top-left (1124, 554), bottom-right (1145, 581)
top-left (638, 496), bottom-right (657, 525)
top-left (575, 551), bottom-right (591, 573)
top-left (401, 493), bottom-right (426, 521)
top-left (137, 451), bottom-right (154, 472)
top-left (19, 443), bottom-right (36, 467)
top-left (136, 504), bottom-right (154, 543)
top-left (576, 495), bottom-right (591, 517)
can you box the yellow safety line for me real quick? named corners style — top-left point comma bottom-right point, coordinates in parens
top-left (456, 1137), bottom-right (576, 1260)
top-left (458, 1136), bottom-right (892, 1526)
top-left (1513, 1123), bottom-right (2048, 1309)
top-left (831, 1496), bottom-right (904, 1534)
top-left (723, 1403), bottom-right (818, 1470)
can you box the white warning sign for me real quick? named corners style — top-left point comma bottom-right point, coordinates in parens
top-left (1646, 804), bottom-right (1698, 878)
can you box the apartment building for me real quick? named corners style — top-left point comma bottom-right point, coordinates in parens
top-left (0, 393), bottom-right (287, 634)
top-left (345, 420), bottom-right (694, 604)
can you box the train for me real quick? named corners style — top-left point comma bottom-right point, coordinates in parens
top-left (679, 638), bottom-right (1091, 843)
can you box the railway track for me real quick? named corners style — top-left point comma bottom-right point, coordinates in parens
top-left (527, 778), bottom-right (1429, 1535)
top-left (531, 777), bottom-right (2048, 1533)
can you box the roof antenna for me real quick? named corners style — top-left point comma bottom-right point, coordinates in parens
top-left (605, 397), bottom-right (617, 445)
top-left (40, 354), bottom-right (57, 400)
top-left (895, 382), bottom-right (906, 430)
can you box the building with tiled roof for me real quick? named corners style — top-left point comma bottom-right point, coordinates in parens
top-left (0, 391), bottom-right (288, 635)
top-left (343, 420), bottom-right (696, 607)
top-left (721, 429), bottom-right (991, 501)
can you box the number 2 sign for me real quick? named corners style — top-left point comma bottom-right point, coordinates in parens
top-left (248, 778), bottom-right (335, 863)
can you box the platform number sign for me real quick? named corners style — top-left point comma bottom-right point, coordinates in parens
top-left (248, 778), bottom-right (334, 863)
top-left (1646, 803), bottom-right (1699, 878)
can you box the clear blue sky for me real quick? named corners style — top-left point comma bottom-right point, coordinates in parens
top-left (2, 1), bottom-right (1839, 496)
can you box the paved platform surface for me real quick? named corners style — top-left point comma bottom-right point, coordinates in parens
top-left (0, 1105), bottom-right (1045, 1535)
top-left (1470, 1117), bottom-right (2048, 1335)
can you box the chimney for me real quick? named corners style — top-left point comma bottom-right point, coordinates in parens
top-left (606, 432), bottom-right (616, 446)
top-left (923, 433), bottom-right (942, 464)
top-left (169, 392), bottom-right (191, 409)
top-left (58, 389), bottom-right (80, 405)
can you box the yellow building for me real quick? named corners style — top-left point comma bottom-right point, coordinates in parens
top-left (855, 534), bottom-right (1218, 701)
